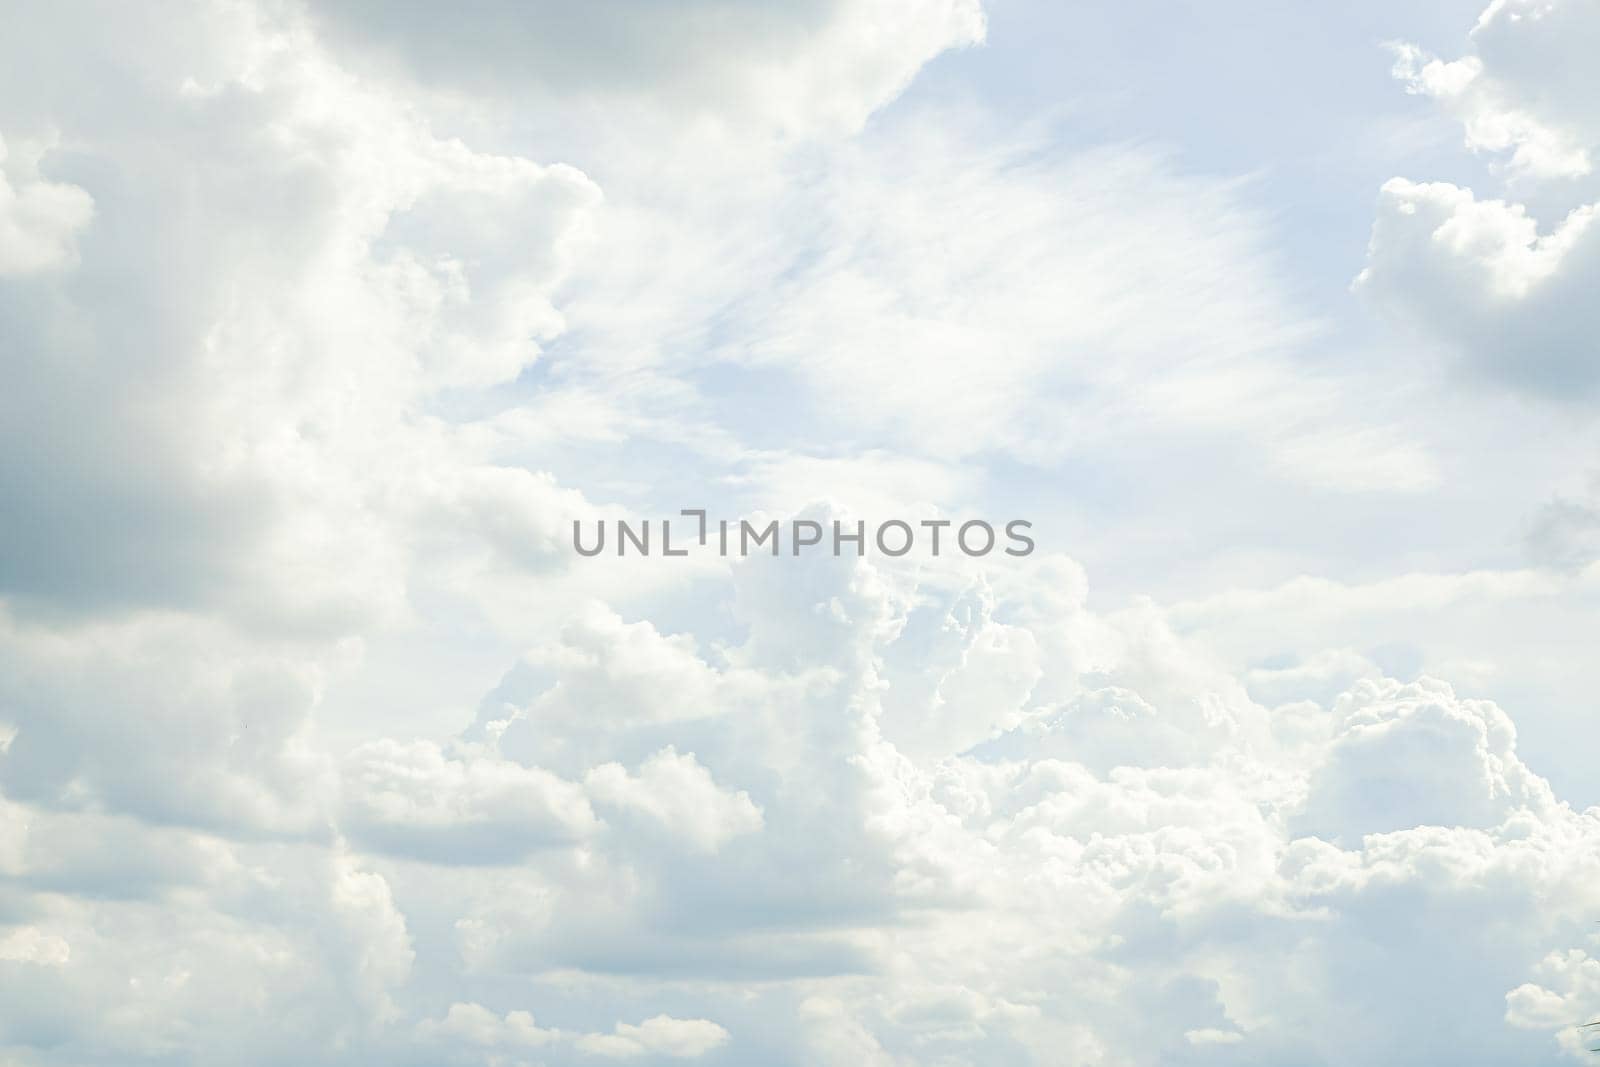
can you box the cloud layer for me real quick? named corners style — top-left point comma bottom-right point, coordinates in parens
top-left (2, 0), bottom-right (1599, 1065)
top-left (1359, 0), bottom-right (1600, 396)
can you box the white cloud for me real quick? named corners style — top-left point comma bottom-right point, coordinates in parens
top-left (0, 838), bottom-right (417, 1063)
top-left (418, 1004), bottom-right (729, 1061)
top-left (1185, 1027), bottom-right (1244, 1046)
top-left (341, 738), bottom-right (599, 862)
top-left (1388, 43), bottom-right (1587, 180)
top-left (560, 119), bottom-right (1329, 467)
top-left (0, 0), bottom-right (602, 630)
top-left (402, 552), bottom-right (1600, 1063)
top-left (0, 132), bottom-right (92, 276)
top-left (417, 1001), bottom-right (559, 1048)
top-left (576, 1015), bottom-right (731, 1059)
top-left (1295, 677), bottom-right (1555, 844)
top-left (586, 747), bottom-right (763, 854)
top-left (1388, 0), bottom-right (1600, 180)
top-left (1356, 177), bottom-right (1600, 394)
top-left (1362, 0), bottom-right (1600, 396)
top-left (1507, 949), bottom-right (1600, 1057)
top-left (0, 609), bottom-right (333, 835)
top-left (3, 0), bottom-right (1598, 1064)
top-left (5, 542), bottom-right (1600, 1063)
top-left (0, 927), bottom-right (70, 967)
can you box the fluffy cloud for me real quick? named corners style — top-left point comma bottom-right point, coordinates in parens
top-left (0, 609), bottom-right (332, 835)
top-left (393, 550), bottom-right (1600, 1064)
top-left (0, 0), bottom-right (601, 628)
top-left (417, 1001), bottom-right (559, 1049)
top-left (1295, 677), bottom-right (1555, 843)
top-left (0, 838), bottom-right (415, 1064)
top-left (1387, 0), bottom-right (1600, 180)
top-left (418, 1003), bottom-right (729, 1061)
top-left (585, 747), bottom-right (764, 854)
top-left (575, 1015), bottom-right (732, 1059)
top-left (1360, 0), bottom-right (1600, 395)
top-left (1526, 475), bottom-right (1600, 570)
top-left (1357, 176), bottom-right (1600, 394)
top-left (1509, 949), bottom-right (1600, 1056)
top-left (4, 0), bottom-right (1597, 1064)
top-left (342, 739), bottom-right (599, 862)
top-left (0, 132), bottom-right (93, 276)
top-left (0, 927), bottom-right (70, 967)
top-left (6, 533), bottom-right (1600, 1064)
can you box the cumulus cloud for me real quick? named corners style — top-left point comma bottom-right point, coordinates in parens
top-left (585, 747), bottom-right (763, 854)
top-left (401, 552), bottom-right (1600, 1064)
top-left (1388, 44), bottom-right (1585, 181)
top-left (576, 1014), bottom-right (732, 1059)
top-left (1357, 176), bottom-right (1600, 394)
top-left (0, 0), bottom-right (601, 627)
top-left (417, 1001), bottom-right (559, 1049)
top-left (0, 132), bottom-right (92, 275)
top-left (1508, 949), bottom-right (1600, 1056)
top-left (341, 738), bottom-right (599, 862)
top-left (6, 533), bottom-right (1600, 1064)
top-left (3, 0), bottom-right (1596, 1064)
top-left (0, 609), bottom-right (332, 835)
top-left (1361, 0), bottom-right (1600, 396)
top-left (1295, 677), bottom-right (1555, 844)
top-left (1387, 0), bottom-right (1600, 180)
top-left (0, 927), bottom-right (70, 967)
top-left (0, 838), bottom-right (416, 1063)
top-left (419, 1003), bottom-right (729, 1061)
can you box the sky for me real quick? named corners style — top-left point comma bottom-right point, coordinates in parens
top-left (2, 1), bottom-right (1600, 1064)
